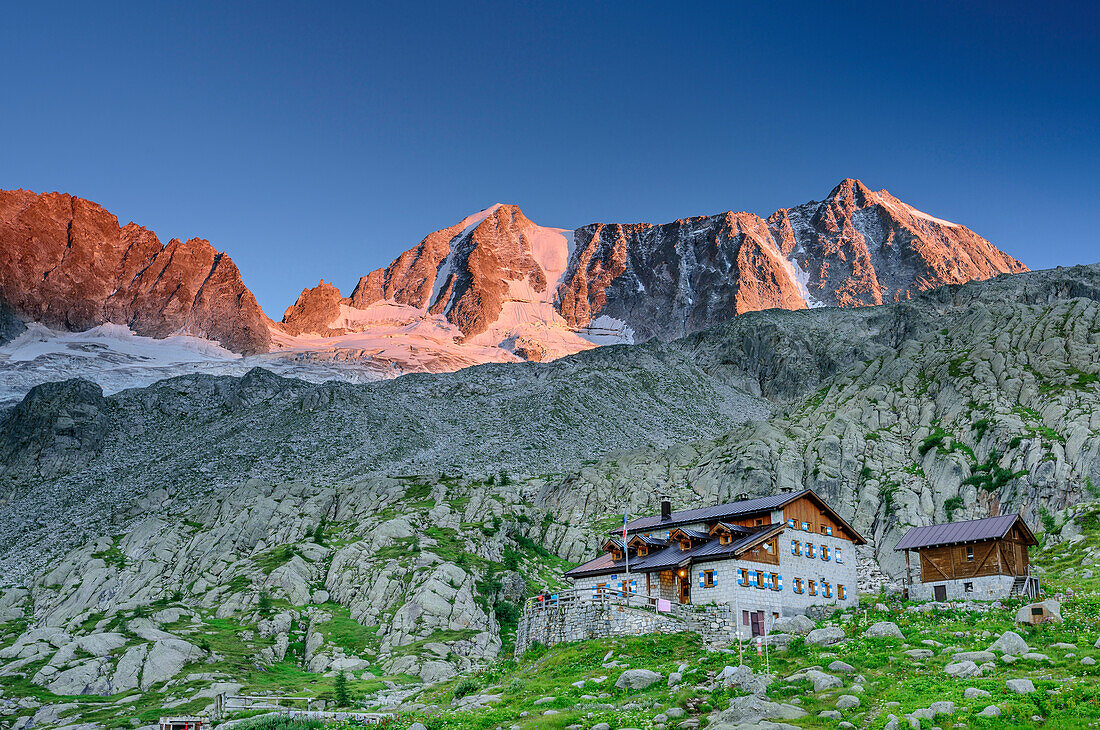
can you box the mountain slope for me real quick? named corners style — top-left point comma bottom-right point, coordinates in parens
top-left (0, 264), bottom-right (1096, 726)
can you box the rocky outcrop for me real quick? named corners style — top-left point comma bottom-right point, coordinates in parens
top-left (0, 379), bottom-right (107, 477)
top-left (0, 189), bottom-right (271, 354)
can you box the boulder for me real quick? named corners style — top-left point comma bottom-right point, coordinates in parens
top-left (827, 660), bottom-right (855, 674)
top-left (818, 710), bottom-right (842, 720)
top-left (904, 649), bottom-right (933, 660)
top-left (952, 650), bottom-right (995, 662)
top-left (711, 694), bottom-right (806, 726)
top-left (667, 672), bottom-right (682, 687)
top-left (989, 630), bottom-right (1030, 656)
top-left (772, 615), bottom-right (815, 635)
top-left (863, 622), bottom-right (904, 640)
top-left (806, 626), bottom-right (846, 647)
top-left (1015, 600), bottom-right (1061, 624)
top-left (1081, 656), bottom-right (1096, 666)
top-left (615, 669), bottom-right (662, 690)
top-left (944, 661), bottom-right (981, 678)
top-left (835, 695), bottom-right (860, 710)
top-left (1006, 678), bottom-right (1036, 694)
top-left (717, 665), bottom-right (771, 695)
top-left (978, 705), bottom-right (1002, 717)
top-left (141, 638), bottom-right (204, 690)
top-left (801, 670), bottom-right (843, 692)
top-left (964, 687), bottom-right (991, 699)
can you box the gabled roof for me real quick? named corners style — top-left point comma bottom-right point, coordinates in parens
top-left (564, 524), bottom-right (784, 579)
top-left (628, 534), bottom-right (668, 548)
top-left (620, 488), bottom-right (865, 544)
top-left (709, 521), bottom-right (755, 537)
top-left (670, 527), bottom-right (711, 541)
top-left (894, 514), bottom-right (1037, 551)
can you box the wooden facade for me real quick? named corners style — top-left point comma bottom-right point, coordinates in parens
top-left (916, 524), bottom-right (1032, 582)
top-left (782, 496), bottom-right (859, 540)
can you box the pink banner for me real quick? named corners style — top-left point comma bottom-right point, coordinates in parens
top-left (656, 598), bottom-right (671, 613)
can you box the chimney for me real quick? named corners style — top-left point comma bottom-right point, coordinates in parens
top-left (660, 496), bottom-right (672, 522)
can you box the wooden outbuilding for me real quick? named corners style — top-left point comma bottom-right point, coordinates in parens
top-left (894, 514), bottom-right (1039, 601)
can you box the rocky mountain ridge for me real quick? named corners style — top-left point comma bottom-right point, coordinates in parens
top-left (0, 182), bottom-right (1026, 404)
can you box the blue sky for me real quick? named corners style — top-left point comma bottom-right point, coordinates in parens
top-left (2, 1), bottom-right (1096, 316)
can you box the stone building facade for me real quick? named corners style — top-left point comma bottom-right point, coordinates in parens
top-left (564, 489), bottom-right (862, 634)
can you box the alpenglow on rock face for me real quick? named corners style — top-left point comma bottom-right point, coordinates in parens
top-left (0, 189), bottom-right (272, 354)
top-left (280, 179), bottom-right (1027, 361)
top-left (1, 181), bottom-right (1026, 393)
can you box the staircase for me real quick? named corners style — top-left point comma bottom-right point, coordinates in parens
top-left (1009, 572), bottom-right (1040, 599)
top-left (1009, 577), bottom-right (1027, 595)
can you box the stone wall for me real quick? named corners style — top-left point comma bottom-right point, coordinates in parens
top-left (909, 574), bottom-right (1018, 602)
top-left (515, 600), bottom-right (738, 656)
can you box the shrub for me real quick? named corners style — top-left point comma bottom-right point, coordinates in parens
top-left (332, 672), bottom-right (350, 707)
top-left (944, 496), bottom-right (964, 521)
top-left (452, 676), bottom-right (481, 701)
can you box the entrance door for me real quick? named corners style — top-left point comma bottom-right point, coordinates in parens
top-left (679, 576), bottom-right (691, 604)
top-left (750, 611), bottom-right (765, 637)
top-left (933, 585), bottom-right (947, 601)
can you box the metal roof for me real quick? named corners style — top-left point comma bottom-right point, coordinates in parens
top-left (564, 524), bottom-right (782, 579)
top-left (623, 490), bottom-right (811, 533)
top-left (894, 514), bottom-right (1035, 551)
top-left (618, 488), bottom-right (865, 545)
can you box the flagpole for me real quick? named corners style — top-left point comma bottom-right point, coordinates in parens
top-left (623, 511), bottom-right (630, 607)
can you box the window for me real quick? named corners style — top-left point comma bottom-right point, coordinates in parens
top-left (772, 573), bottom-right (782, 591)
top-left (801, 521), bottom-right (810, 531)
top-left (720, 533), bottom-right (731, 545)
top-left (821, 545), bottom-right (830, 561)
top-left (809, 580), bottom-right (817, 596)
top-left (791, 539), bottom-right (800, 555)
top-left (838, 584), bottom-right (846, 600)
top-left (966, 546), bottom-right (974, 562)
top-left (755, 517), bottom-right (764, 526)
top-left (820, 524), bottom-right (827, 534)
top-left (835, 547), bottom-right (843, 564)
top-left (763, 539), bottom-right (774, 553)
top-left (679, 539), bottom-right (690, 551)
top-left (823, 582), bottom-right (832, 598)
top-left (787, 518), bottom-right (796, 528)
top-left (755, 571), bottom-right (764, 589)
top-left (637, 545), bottom-right (648, 557)
top-left (794, 578), bottom-right (803, 594)
top-left (612, 549), bottom-right (623, 561)
top-left (742, 610), bottom-right (750, 625)
top-left (964, 582), bottom-right (974, 593)
top-left (807, 543), bottom-right (816, 559)
top-left (703, 570), bottom-right (716, 588)
top-left (737, 568), bottom-right (748, 586)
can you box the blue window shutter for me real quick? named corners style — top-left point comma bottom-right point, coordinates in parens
top-left (714, 571), bottom-right (718, 587)
top-left (737, 570), bottom-right (744, 586)
top-left (698, 571), bottom-right (704, 588)
top-left (827, 526), bottom-right (833, 536)
top-left (777, 574), bottom-right (783, 590)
